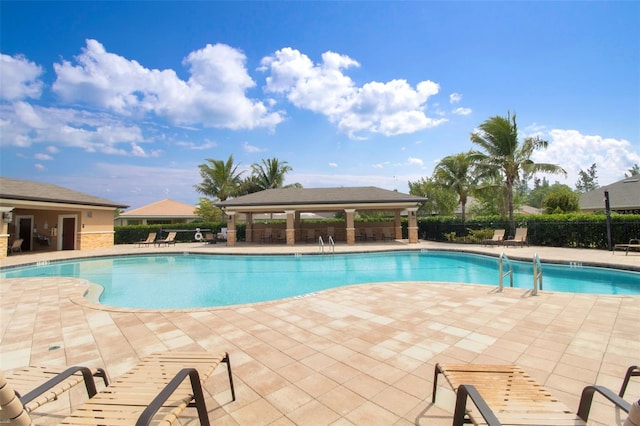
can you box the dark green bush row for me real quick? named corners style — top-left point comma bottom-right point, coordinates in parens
top-left (115, 223), bottom-right (230, 244)
top-left (417, 214), bottom-right (640, 249)
top-left (115, 214), bottom-right (640, 250)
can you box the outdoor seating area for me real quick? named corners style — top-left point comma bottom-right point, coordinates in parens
top-left (154, 231), bottom-right (177, 247)
top-left (0, 242), bottom-right (638, 425)
top-left (482, 229), bottom-right (505, 246)
top-left (615, 238), bottom-right (640, 255)
top-left (1, 352), bottom-right (235, 425)
top-left (503, 227), bottom-right (528, 247)
top-left (432, 363), bottom-right (635, 425)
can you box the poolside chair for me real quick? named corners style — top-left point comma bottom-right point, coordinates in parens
top-left (432, 363), bottom-right (632, 426)
top-left (1, 365), bottom-right (109, 418)
top-left (1, 352), bottom-right (235, 426)
top-left (155, 231), bottom-right (176, 247)
top-left (138, 232), bottom-right (156, 247)
top-left (504, 227), bottom-right (527, 247)
top-left (615, 238), bottom-right (640, 255)
top-left (9, 238), bottom-right (23, 254)
top-left (261, 228), bottom-right (273, 243)
top-left (482, 229), bottom-right (505, 246)
top-left (364, 228), bottom-right (376, 241)
top-left (382, 228), bottom-right (395, 241)
top-left (204, 233), bottom-right (216, 244)
top-left (217, 227), bottom-right (228, 241)
top-left (305, 229), bottom-right (316, 243)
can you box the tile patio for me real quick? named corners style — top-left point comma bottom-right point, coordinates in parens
top-left (1, 241), bottom-right (638, 425)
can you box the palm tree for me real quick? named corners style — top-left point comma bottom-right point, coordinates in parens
top-left (433, 151), bottom-right (480, 225)
top-left (194, 155), bottom-right (244, 201)
top-left (470, 112), bottom-right (566, 235)
top-left (250, 158), bottom-right (296, 190)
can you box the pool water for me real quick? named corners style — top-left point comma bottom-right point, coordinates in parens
top-left (1, 251), bottom-right (638, 309)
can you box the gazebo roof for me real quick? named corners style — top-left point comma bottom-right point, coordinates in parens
top-left (217, 186), bottom-right (426, 212)
top-left (0, 177), bottom-right (127, 209)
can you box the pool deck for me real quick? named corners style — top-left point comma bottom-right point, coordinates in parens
top-left (1, 240), bottom-right (638, 425)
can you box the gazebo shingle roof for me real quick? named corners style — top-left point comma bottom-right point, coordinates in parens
top-left (0, 177), bottom-right (127, 208)
top-left (579, 177), bottom-right (640, 212)
top-left (217, 186), bottom-right (426, 208)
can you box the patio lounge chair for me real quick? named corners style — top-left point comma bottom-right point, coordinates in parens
top-left (306, 229), bottom-right (316, 243)
top-left (482, 229), bottom-right (505, 246)
top-left (382, 228), bottom-right (395, 241)
top-left (2, 365), bottom-right (109, 417)
top-left (504, 227), bottom-right (527, 247)
top-left (364, 228), bottom-right (376, 241)
top-left (432, 363), bottom-right (632, 426)
top-left (204, 233), bottom-right (216, 244)
top-left (9, 238), bottom-right (23, 254)
top-left (261, 228), bottom-right (273, 243)
top-left (1, 352), bottom-right (235, 426)
top-left (155, 231), bottom-right (177, 247)
top-left (615, 238), bottom-right (640, 255)
top-left (138, 232), bottom-right (157, 247)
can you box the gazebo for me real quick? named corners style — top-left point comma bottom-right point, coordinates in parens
top-left (216, 186), bottom-right (426, 246)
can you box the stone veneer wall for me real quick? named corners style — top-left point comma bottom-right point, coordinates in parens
top-left (79, 232), bottom-right (114, 251)
top-left (0, 237), bottom-right (8, 259)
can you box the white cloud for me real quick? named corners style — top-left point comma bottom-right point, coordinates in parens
top-left (0, 102), bottom-right (161, 157)
top-left (34, 153), bottom-right (53, 160)
top-left (176, 139), bottom-right (217, 150)
top-left (452, 107), bottom-right (472, 116)
top-left (34, 163), bottom-right (46, 171)
top-left (243, 141), bottom-right (267, 153)
top-left (328, 162), bottom-right (338, 168)
top-left (0, 54), bottom-right (44, 101)
top-left (407, 157), bottom-right (424, 166)
top-left (449, 93), bottom-right (462, 104)
top-left (532, 128), bottom-right (640, 186)
top-left (261, 48), bottom-right (446, 138)
top-left (52, 39), bottom-right (284, 130)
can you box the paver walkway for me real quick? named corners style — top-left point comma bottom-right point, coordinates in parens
top-left (1, 241), bottom-right (638, 425)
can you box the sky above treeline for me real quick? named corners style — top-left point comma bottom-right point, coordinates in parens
top-left (1, 1), bottom-right (638, 209)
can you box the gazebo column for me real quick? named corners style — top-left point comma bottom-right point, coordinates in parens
top-left (394, 210), bottom-right (402, 239)
top-left (294, 211), bottom-right (301, 242)
top-left (407, 207), bottom-right (419, 243)
top-left (245, 212), bottom-right (253, 243)
top-left (345, 209), bottom-right (356, 245)
top-left (285, 210), bottom-right (296, 245)
top-left (226, 211), bottom-right (237, 246)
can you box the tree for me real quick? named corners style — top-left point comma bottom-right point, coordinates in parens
top-left (470, 112), bottom-right (566, 235)
top-left (625, 164), bottom-right (640, 177)
top-left (408, 177), bottom-right (457, 216)
top-left (194, 155), bottom-right (244, 201)
top-left (194, 197), bottom-right (224, 222)
top-left (542, 184), bottom-right (580, 213)
top-left (575, 163), bottom-right (598, 192)
top-left (527, 177), bottom-right (551, 208)
top-left (433, 151), bottom-right (480, 224)
top-left (250, 158), bottom-right (294, 190)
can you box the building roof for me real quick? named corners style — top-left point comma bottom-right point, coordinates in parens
top-left (217, 186), bottom-right (426, 212)
top-left (0, 177), bottom-right (127, 208)
top-left (119, 199), bottom-right (196, 218)
top-left (579, 177), bottom-right (640, 213)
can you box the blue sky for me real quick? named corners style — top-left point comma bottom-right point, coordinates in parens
top-left (1, 1), bottom-right (639, 210)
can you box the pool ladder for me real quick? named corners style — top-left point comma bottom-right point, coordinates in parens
top-left (498, 252), bottom-right (543, 295)
top-left (318, 236), bottom-right (335, 255)
top-left (532, 253), bottom-right (543, 295)
top-left (498, 253), bottom-right (513, 291)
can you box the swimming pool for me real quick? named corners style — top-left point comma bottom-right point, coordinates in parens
top-left (2, 251), bottom-right (638, 309)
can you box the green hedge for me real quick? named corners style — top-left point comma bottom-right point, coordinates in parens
top-left (417, 214), bottom-right (640, 249)
top-left (115, 214), bottom-right (640, 249)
